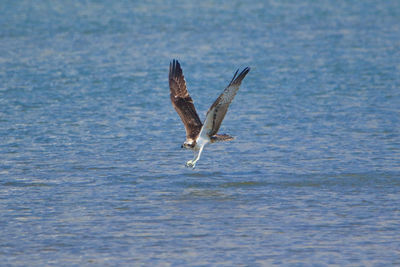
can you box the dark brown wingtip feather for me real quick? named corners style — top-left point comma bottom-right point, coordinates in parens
top-left (230, 67), bottom-right (250, 86)
top-left (169, 59), bottom-right (188, 97)
top-left (229, 69), bottom-right (239, 85)
top-left (169, 59), bottom-right (182, 80)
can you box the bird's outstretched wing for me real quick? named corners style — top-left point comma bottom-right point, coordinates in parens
top-left (169, 59), bottom-right (203, 142)
top-left (201, 67), bottom-right (250, 137)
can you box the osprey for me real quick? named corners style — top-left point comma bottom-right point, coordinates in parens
top-left (169, 59), bottom-right (250, 168)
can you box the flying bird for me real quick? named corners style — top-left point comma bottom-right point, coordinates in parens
top-left (169, 59), bottom-right (250, 168)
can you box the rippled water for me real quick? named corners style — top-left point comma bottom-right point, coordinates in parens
top-left (1, 1), bottom-right (400, 266)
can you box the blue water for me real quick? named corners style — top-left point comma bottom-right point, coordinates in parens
top-left (1, 1), bottom-right (400, 265)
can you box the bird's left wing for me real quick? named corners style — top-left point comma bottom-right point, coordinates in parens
top-left (200, 67), bottom-right (250, 137)
top-left (169, 60), bottom-right (203, 142)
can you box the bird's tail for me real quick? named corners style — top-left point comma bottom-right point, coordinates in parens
top-left (210, 134), bottom-right (234, 143)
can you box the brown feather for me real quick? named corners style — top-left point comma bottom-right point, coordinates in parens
top-left (210, 134), bottom-right (234, 143)
top-left (169, 60), bottom-right (202, 142)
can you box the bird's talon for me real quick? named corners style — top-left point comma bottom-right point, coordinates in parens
top-left (185, 160), bottom-right (196, 169)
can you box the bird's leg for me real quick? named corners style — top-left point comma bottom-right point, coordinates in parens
top-left (185, 145), bottom-right (205, 169)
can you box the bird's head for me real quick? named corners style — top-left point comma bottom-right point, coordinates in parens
top-left (181, 140), bottom-right (196, 149)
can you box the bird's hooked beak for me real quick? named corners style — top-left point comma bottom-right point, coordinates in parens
top-left (181, 142), bottom-right (195, 149)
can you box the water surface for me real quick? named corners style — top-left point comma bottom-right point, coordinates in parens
top-left (1, 1), bottom-right (400, 266)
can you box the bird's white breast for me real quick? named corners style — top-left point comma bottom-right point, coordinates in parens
top-left (195, 131), bottom-right (210, 150)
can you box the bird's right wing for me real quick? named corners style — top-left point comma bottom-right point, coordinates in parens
top-left (200, 67), bottom-right (250, 138)
top-left (169, 59), bottom-right (203, 142)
